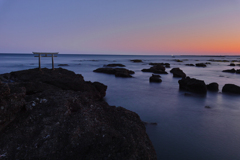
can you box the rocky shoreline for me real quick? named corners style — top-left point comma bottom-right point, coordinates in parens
top-left (0, 68), bottom-right (157, 160)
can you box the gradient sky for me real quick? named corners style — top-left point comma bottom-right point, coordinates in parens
top-left (0, 0), bottom-right (240, 55)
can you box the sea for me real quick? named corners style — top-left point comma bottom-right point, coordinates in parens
top-left (1, 53), bottom-right (240, 160)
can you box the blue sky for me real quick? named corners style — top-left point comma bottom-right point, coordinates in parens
top-left (0, 0), bottom-right (240, 54)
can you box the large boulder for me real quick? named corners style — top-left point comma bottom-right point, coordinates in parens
top-left (0, 68), bottom-right (156, 160)
top-left (93, 68), bottom-right (134, 78)
top-left (222, 84), bottom-right (240, 94)
top-left (178, 77), bottom-right (207, 94)
top-left (207, 82), bottom-right (219, 91)
top-left (170, 68), bottom-right (186, 78)
top-left (142, 64), bottom-right (168, 74)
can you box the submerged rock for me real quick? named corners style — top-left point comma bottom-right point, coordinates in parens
top-left (106, 63), bottom-right (125, 67)
top-left (58, 64), bottom-right (69, 66)
top-left (185, 64), bottom-right (194, 66)
top-left (130, 59), bottom-right (143, 63)
top-left (207, 82), bottom-right (219, 91)
top-left (178, 77), bottom-right (207, 94)
top-left (0, 68), bottom-right (156, 160)
top-left (222, 84), bottom-right (240, 94)
top-left (93, 68), bottom-right (134, 78)
top-left (229, 63), bottom-right (235, 66)
top-left (170, 68), bottom-right (186, 78)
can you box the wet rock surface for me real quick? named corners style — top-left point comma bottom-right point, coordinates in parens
top-left (93, 68), bottom-right (134, 78)
top-left (142, 64), bottom-right (168, 74)
top-left (170, 68), bottom-right (186, 78)
top-left (178, 77), bottom-right (207, 94)
top-left (222, 84), bottom-right (240, 94)
top-left (0, 68), bottom-right (156, 160)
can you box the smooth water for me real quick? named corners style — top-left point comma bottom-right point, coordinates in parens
top-left (1, 54), bottom-right (240, 160)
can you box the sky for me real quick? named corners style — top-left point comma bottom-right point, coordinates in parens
top-left (0, 0), bottom-right (240, 55)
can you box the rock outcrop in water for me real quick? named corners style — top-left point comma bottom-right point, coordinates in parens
top-left (130, 59), bottom-right (143, 63)
top-left (195, 63), bottom-right (207, 67)
top-left (170, 68), bottom-right (186, 78)
top-left (222, 68), bottom-right (236, 73)
top-left (93, 68), bottom-right (134, 77)
top-left (149, 63), bottom-right (170, 68)
top-left (149, 74), bottom-right (162, 83)
top-left (207, 82), bottom-right (219, 91)
top-left (0, 68), bottom-right (156, 160)
top-left (142, 64), bottom-right (168, 74)
top-left (222, 84), bottom-right (240, 94)
top-left (178, 77), bottom-right (207, 94)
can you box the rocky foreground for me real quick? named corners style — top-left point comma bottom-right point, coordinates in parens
top-left (0, 68), bottom-right (156, 160)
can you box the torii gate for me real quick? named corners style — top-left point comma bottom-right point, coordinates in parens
top-left (33, 52), bottom-right (58, 70)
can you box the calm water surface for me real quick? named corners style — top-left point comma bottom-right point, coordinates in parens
top-left (1, 54), bottom-right (240, 160)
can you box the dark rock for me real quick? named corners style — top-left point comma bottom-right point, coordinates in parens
top-left (58, 64), bottom-right (69, 66)
top-left (178, 77), bottom-right (207, 94)
top-left (205, 106), bottom-right (211, 109)
top-left (149, 74), bottom-right (162, 83)
top-left (93, 68), bottom-right (134, 78)
top-left (130, 59), bottom-right (142, 63)
top-left (106, 63), bottom-right (125, 67)
top-left (170, 68), bottom-right (186, 78)
top-left (222, 84), bottom-right (240, 94)
top-left (142, 64), bottom-right (168, 74)
top-left (236, 69), bottom-right (240, 74)
top-left (0, 82), bottom-right (26, 129)
top-left (229, 63), bottom-right (235, 66)
top-left (186, 64), bottom-right (194, 66)
top-left (222, 68), bottom-right (235, 73)
top-left (149, 63), bottom-right (170, 68)
top-left (207, 82), bottom-right (219, 91)
top-left (0, 68), bottom-right (156, 160)
top-left (175, 59), bottom-right (183, 62)
top-left (196, 63), bottom-right (206, 67)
